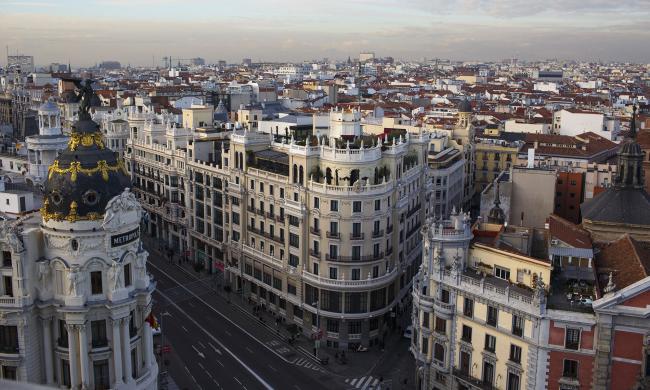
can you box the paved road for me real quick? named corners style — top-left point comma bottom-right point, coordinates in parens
top-left (149, 254), bottom-right (335, 390)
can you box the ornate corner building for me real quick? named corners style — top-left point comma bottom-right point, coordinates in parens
top-left (0, 97), bottom-right (157, 389)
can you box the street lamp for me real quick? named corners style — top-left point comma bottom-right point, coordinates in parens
top-left (159, 311), bottom-right (172, 379)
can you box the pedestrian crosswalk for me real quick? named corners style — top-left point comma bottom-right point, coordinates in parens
top-left (344, 376), bottom-right (385, 390)
top-left (294, 357), bottom-right (324, 372)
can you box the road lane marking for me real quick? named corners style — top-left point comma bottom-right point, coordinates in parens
top-left (246, 347), bottom-right (254, 354)
top-left (192, 345), bottom-right (206, 359)
top-left (268, 365), bottom-right (277, 372)
top-left (198, 362), bottom-right (205, 370)
top-left (217, 359), bottom-right (224, 367)
top-left (156, 288), bottom-right (273, 390)
top-left (188, 301), bottom-right (195, 307)
top-left (181, 325), bottom-right (189, 333)
top-left (198, 341), bottom-right (206, 349)
top-left (209, 342), bottom-right (223, 355)
top-left (148, 262), bottom-right (310, 365)
top-left (234, 377), bottom-right (242, 385)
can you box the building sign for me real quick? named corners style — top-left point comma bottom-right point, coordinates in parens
top-left (111, 228), bottom-right (140, 248)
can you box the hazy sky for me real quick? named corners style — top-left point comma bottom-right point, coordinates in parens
top-left (1, 0), bottom-right (649, 66)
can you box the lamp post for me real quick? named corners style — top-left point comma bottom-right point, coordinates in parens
top-left (159, 311), bottom-right (172, 380)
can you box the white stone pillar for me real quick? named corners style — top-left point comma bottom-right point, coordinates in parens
top-left (112, 319), bottom-right (123, 386)
top-left (121, 318), bottom-right (133, 383)
top-left (42, 317), bottom-right (54, 384)
top-left (143, 322), bottom-right (153, 369)
top-left (67, 324), bottom-right (80, 390)
top-left (78, 324), bottom-right (90, 390)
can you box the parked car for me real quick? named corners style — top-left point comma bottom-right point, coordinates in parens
top-left (403, 325), bottom-right (413, 339)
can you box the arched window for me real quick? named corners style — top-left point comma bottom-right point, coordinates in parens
top-left (434, 343), bottom-right (445, 362)
top-left (293, 164), bottom-right (298, 183)
top-left (299, 166), bottom-right (304, 185)
top-left (350, 169), bottom-right (359, 185)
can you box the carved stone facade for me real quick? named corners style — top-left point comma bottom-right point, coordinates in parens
top-left (0, 188), bottom-right (158, 389)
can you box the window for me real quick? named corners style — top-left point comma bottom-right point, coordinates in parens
top-left (259, 183), bottom-right (264, 193)
top-left (563, 359), bottom-right (578, 378)
top-left (441, 289), bottom-right (450, 303)
top-left (273, 277), bottom-right (282, 290)
top-left (463, 298), bottom-right (474, 317)
top-left (348, 321), bottom-right (362, 335)
top-left (91, 320), bottom-right (107, 348)
top-left (565, 328), bottom-right (580, 350)
top-left (645, 350), bottom-right (650, 377)
top-left (0, 325), bottom-right (18, 353)
top-left (90, 271), bottom-right (102, 295)
top-left (93, 360), bottom-right (110, 389)
top-left (351, 268), bottom-right (360, 280)
top-left (313, 262), bottom-right (319, 276)
top-left (289, 233), bottom-right (300, 248)
top-left (329, 245), bottom-right (338, 260)
top-left (434, 343), bottom-right (444, 363)
top-left (421, 312), bottom-right (429, 328)
top-left (459, 351), bottom-right (471, 375)
top-left (512, 314), bottom-right (524, 337)
top-left (124, 264), bottom-right (132, 287)
top-left (421, 337), bottom-right (428, 354)
top-left (280, 188), bottom-right (284, 198)
top-left (516, 269), bottom-right (524, 283)
top-left (509, 344), bottom-right (522, 363)
top-left (353, 201), bottom-right (362, 213)
top-left (330, 200), bottom-right (338, 212)
top-left (461, 325), bottom-right (472, 342)
top-left (352, 222), bottom-right (362, 237)
top-left (435, 317), bottom-right (446, 333)
top-left (289, 215), bottom-right (299, 227)
top-left (287, 283), bottom-right (297, 295)
top-left (507, 372), bottom-right (520, 390)
top-left (269, 185), bottom-right (274, 196)
top-left (288, 254), bottom-right (299, 267)
top-left (61, 360), bottom-right (71, 387)
top-left (484, 334), bottom-right (496, 352)
top-left (330, 221), bottom-right (338, 235)
top-left (482, 361), bottom-right (494, 385)
top-left (314, 197), bottom-right (319, 209)
top-left (2, 366), bottom-right (16, 380)
top-left (351, 246), bottom-right (361, 261)
top-left (495, 266), bottom-right (510, 281)
top-left (375, 199), bottom-right (381, 211)
top-left (327, 319), bottom-right (339, 333)
top-left (487, 306), bottom-right (498, 327)
top-left (313, 241), bottom-right (319, 255)
top-left (329, 267), bottom-right (338, 280)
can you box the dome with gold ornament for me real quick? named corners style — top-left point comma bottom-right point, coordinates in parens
top-left (41, 80), bottom-right (130, 223)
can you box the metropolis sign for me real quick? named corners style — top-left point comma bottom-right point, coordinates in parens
top-left (111, 227), bottom-right (140, 248)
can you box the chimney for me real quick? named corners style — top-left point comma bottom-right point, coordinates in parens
top-left (527, 148), bottom-right (535, 168)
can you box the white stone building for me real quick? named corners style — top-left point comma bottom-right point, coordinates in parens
top-left (25, 100), bottom-right (68, 185)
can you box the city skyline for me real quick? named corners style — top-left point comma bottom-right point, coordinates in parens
top-left (1, 0), bottom-right (650, 66)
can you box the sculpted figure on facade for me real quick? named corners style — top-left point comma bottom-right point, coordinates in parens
top-left (108, 261), bottom-right (124, 291)
top-left (67, 266), bottom-right (83, 296)
top-left (0, 219), bottom-right (25, 253)
top-left (102, 188), bottom-right (141, 230)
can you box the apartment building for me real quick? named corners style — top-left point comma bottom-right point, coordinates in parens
top-left (474, 129), bottom-right (524, 192)
top-left (427, 133), bottom-right (465, 218)
top-left (221, 121), bottom-right (433, 348)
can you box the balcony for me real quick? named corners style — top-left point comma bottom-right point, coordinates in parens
top-left (434, 300), bottom-right (455, 316)
top-left (325, 252), bottom-right (384, 263)
top-left (275, 215), bottom-right (285, 223)
top-left (310, 250), bottom-right (321, 259)
top-left (326, 231), bottom-right (341, 239)
top-left (386, 225), bottom-right (393, 234)
top-left (301, 267), bottom-right (398, 290)
top-left (453, 368), bottom-right (495, 390)
top-left (349, 232), bottom-right (364, 240)
top-left (92, 339), bottom-right (108, 349)
top-left (0, 345), bottom-right (18, 354)
top-left (256, 209), bottom-right (265, 216)
top-left (266, 212), bottom-right (275, 219)
top-left (247, 206), bottom-right (256, 213)
top-left (372, 229), bottom-right (384, 238)
top-left (310, 227), bottom-right (321, 236)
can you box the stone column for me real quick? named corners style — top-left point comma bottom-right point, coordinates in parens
top-left (42, 317), bottom-right (54, 384)
top-left (121, 318), bottom-right (133, 383)
top-left (67, 324), bottom-right (80, 390)
top-left (111, 319), bottom-right (123, 386)
top-left (143, 322), bottom-right (153, 369)
top-left (78, 324), bottom-right (90, 390)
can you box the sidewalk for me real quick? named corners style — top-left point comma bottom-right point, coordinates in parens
top-left (143, 236), bottom-right (412, 381)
